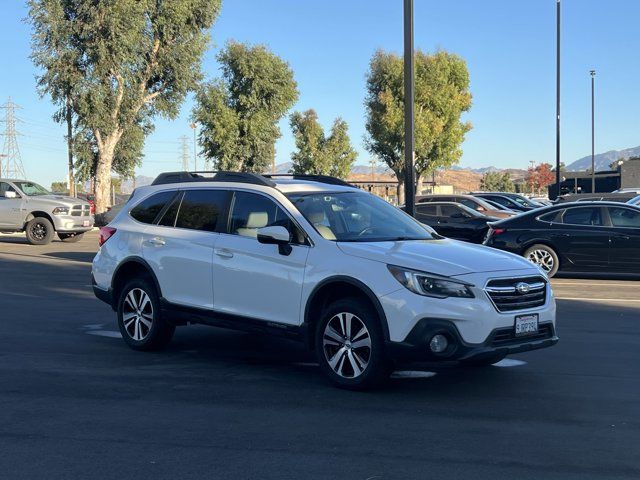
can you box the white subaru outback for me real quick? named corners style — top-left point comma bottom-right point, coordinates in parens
top-left (92, 172), bottom-right (557, 389)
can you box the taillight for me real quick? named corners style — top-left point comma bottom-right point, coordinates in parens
top-left (492, 228), bottom-right (506, 236)
top-left (99, 226), bottom-right (117, 246)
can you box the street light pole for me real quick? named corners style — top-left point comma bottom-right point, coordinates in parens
top-left (590, 70), bottom-right (596, 193)
top-left (554, 0), bottom-right (561, 199)
top-left (403, 0), bottom-right (416, 216)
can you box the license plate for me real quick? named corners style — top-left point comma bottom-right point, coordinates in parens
top-left (82, 220), bottom-right (91, 227)
top-left (515, 314), bottom-right (539, 336)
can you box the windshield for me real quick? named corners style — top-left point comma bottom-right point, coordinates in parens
top-left (288, 191), bottom-right (434, 242)
top-left (14, 181), bottom-right (50, 196)
top-left (511, 195), bottom-right (541, 207)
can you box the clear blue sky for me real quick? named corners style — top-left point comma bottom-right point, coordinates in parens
top-left (1, 0), bottom-right (639, 187)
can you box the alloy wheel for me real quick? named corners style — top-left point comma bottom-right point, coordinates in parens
top-left (323, 312), bottom-right (371, 378)
top-left (31, 223), bottom-right (47, 241)
top-left (527, 249), bottom-right (554, 272)
top-left (122, 288), bottom-right (154, 341)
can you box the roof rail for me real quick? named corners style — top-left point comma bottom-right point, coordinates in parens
top-left (151, 171), bottom-right (276, 187)
top-left (263, 174), bottom-right (353, 187)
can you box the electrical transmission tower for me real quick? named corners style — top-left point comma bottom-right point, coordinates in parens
top-left (179, 135), bottom-right (190, 171)
top-left (1, 98), bottom-right (26, 179)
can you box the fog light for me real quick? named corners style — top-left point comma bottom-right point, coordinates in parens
top-left (65, 222), bottom-right (74, 229)
top-left (429, 334), bottom-right (448, 354)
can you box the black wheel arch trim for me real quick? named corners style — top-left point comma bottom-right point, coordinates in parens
top-left (303, 275), bottom-right (391, 346)
top-left (110, 256), bottom-right (163, 304)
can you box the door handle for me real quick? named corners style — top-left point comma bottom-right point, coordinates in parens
top-left (147, 237), bottom-right (165, 246)
top-left (214, 248), bottom-right (234, 258)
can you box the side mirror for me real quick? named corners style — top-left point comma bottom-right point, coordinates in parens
top-left (257, 226), bottom-right (292, 255)
top-left (4, 191), bottom-right (17, 199)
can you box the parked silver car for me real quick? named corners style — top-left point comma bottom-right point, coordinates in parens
top-left (0, 179), bottom-right (94, 245)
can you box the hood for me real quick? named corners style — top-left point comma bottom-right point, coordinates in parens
top-left (25, 195), bottom-right (89, 207)
top-left (337, 239), bottom-right (536, 277)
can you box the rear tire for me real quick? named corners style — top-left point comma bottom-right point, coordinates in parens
top-left (117, 277), bottom-right (175, 351)
top-left (524, 244), bottom-right (559, 277)
top-left (25, 217), bottom-right (54, 245)
top-left (315, 297), bottom-right (391, 390)
top-left (58, 232), bottom-right (84, 243)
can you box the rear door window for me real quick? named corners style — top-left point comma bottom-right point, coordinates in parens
top-left (562, 207), bottom-right (602, 226)
top-left (416, 204), bottom-right (438, 217)
top-left (175, 190), bottom-right (229, 232)
top-left (608, 207), bottom-right (640, 228)
top-left (130, 190), bottom-right (177, 224)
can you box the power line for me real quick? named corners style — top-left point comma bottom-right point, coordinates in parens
top-left (1, 98), bottom-right (27, 179)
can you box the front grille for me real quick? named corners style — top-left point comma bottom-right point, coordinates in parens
top-left (491, 322), bottom-right (554, 347)
top-left (70, 205), bottom-right (90, 217)
top-left (485, 276), bottom-right (547, 313)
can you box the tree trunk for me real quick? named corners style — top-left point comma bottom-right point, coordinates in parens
top-left (94, 132), bottom-right (120, 214)
top-left (396, 180), bottom-right (405, 206)
top-left (416, 175), bottom-right (424, 195)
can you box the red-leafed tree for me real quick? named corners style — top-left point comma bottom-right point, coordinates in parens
top-left (526, 163), bottom-right (555, 194)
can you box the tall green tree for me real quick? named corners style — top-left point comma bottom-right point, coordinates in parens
top-left (290, 109), bottom-right (357, 179)
top-left (29, 0), bottom-right (221, 213)
top-left (365, 49), bottom-right (472, 203)
top-left (194, 42), bottom-right (299, 173)
top-left (480, 171), bottom-right (515, 192)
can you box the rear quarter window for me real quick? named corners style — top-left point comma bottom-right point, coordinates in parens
top-left (130, 191), bottom-right (177, 224)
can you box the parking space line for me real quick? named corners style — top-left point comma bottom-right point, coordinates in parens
top-left (556, 297), bottom-right (640, 303)
top-left (553, 282), bottom-right (640, 287)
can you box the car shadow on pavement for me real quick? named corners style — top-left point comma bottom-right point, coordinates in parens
top-left (42, 251), bottom-right (96, 263)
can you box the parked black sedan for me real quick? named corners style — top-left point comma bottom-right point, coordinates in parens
top-left (473, 192), bottom-right (543, 212)
top-left (484, 201), bottom-right (640, 277)
top-left (413, 202), bottom-right (500, 244)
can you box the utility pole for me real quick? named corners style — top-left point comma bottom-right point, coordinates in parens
top-left (590, 70), bottom-right (596, 193)
top-left (180, 136), bottom-right (190, 171)
top-left (403, 0), bottom-right (416, 215)
top-left (66, 94), bottom-right (76, 197)
top-left (190, 123), bottom-right (198, 171)
top-left (554, 0), bottom-right (561, 199)
top-left (0, 98), bottom-right (26, 179)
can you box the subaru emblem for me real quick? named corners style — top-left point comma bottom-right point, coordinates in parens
top-left (516, 282), bottom-right (531, 294)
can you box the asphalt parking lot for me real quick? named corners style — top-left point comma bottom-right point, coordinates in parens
top-left (1, 231), bottom-right (639, 479)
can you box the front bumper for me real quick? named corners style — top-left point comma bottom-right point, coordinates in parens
top-left (386, 317), bottom-right (558, 364)
top-left (53, 214), bottom-right (95, 233)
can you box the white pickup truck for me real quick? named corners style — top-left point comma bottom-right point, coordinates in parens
top-left (0, 178), bottom-right (94, 245)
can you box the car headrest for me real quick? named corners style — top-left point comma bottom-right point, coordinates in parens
top-left (245, 212), bottom-right (268, 229)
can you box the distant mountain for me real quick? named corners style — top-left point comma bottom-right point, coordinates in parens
top-left (565, 146), bottom-right (640, 172)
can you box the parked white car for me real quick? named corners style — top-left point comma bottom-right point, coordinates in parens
top-left (92, 172), bottom-right (558, 389)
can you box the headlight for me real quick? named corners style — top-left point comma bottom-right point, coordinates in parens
top-left (387, 265), bottom-right (475, 299)
top-left (52, 207), bottom-right (69, 215)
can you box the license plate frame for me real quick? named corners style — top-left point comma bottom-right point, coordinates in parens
top-left (514, 314), bottom-right (539, 337)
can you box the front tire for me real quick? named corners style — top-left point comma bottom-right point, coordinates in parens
top-left (117, 278), bottom-right (175, 351)
top-left (524, 244), bottom-right (559, 277)
top-left (25, 217), bottom-right (54, 245)
top-left (58, 232), bottom-right (84, 243)
top-left (315, 298), bottom-right (390, 390)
